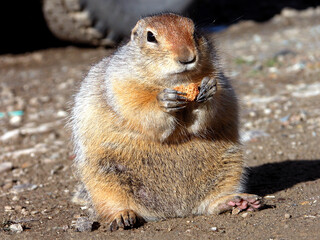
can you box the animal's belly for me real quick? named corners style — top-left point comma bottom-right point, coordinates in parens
top-left (119, 140), bottom-right (222, 217)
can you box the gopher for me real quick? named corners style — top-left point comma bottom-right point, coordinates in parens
top-left (70, 13), bottom-right (261, 231)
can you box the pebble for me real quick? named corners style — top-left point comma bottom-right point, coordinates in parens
top-left (21, 208), bottom-right (29, 216)
top-left (57, 110), bottom-right (68, 118)
top-left (50, 164), bottom-right (64, 175)
top-left (0, 161), bottom-right (13, 173)
top-left (268, 67), bottom-right (278, 73)
top-left (249, 111), bottom-right (257, 117)
top-left (241, 212), bottom-right (249, 218)
top-left (10, 183), bottom-right (38, 194)
top-left (232, 207), bottom-right (241, 215)
top-left (244, 122), bottom-right (253, 129)
top-left (39, 96), bottom-right (50, 103)
top-left (286, 62), bottom-right (305, 72)
top-left (9, 224), bottom-right (23, 233)
top-left (285, 213), bottom-right (291, 219)
top-left (264, 195), bottom-right (276, 199)
top-left (241, 130), bottom-right (269, 142)
top-left (31, 210), bottom-right (39, 215)
top-left (41, 209), bottom-right (50, 214)
top-left (29, 97), bottom-right (40, 106)
top-left (62, 225), bottom-right (69, 231)
top-left (9, 115), bottom-right (22, 127)
top-left (210, 227), bottom-right (218, 232)
top-left (264, 108), bottom-right (272, 115)
top-left (12, 195), bottom-right (19, 201)
top-left (4, 206), bottom-right (13, 212)
top-left (75, 217), bottom-right (93, 232)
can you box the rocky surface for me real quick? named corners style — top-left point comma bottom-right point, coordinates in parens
top-left (1, 7), bottom-right (320, 240)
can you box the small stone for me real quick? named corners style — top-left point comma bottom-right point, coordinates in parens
top-left (21, 208), bottom-right (29, 216)
top-left (11, 184), bottom-right (38, 193)
top-left (31, 210), bottom-right (39, 215)
top-left (285, 213), bottom-right (291, 219)
top-left (241, 212), bottom-right (249, 218)
top-left (12, 169), bottom-right (24, 178)
top-left (249, 111), bottom-right (257, 117)
top-left (75, 217), bottom-right (93, 232)
top-left (57, 110), bottom-right (68, 118)
top-left (253, 34), bottom-right (261, 43)
top-left (268, 67), bottom-right (278, 73)
top-left (62, 225), bottom-right (69, 231)
top-left (244, 122), bottom-right (253, 129)
top-left (41, 209), bottom-right (49, 214)
top-left (12, 195), bottom-right (19, 201)
top-left (4, 206), bottom-right (13, 212)
top-left (9, 223), bottom-right (23, 233)
top-left (277, 151), bottom-right (284, 155)
top-left (29, 97), bottom-right (39, 106)
top-left (232, 207), bottom-right (241, 215)
top-left (39, 96), bottom-right (50, 103)
top-left (0, 162), bottom-right (13, 173)
top-left (264, 108), bottom-right (272, 115)
top-left (9, 116), bottom-right (22, 127)
top-left (241, 130), bottom-right (269, 142)
top-left (50, 164), bottom-right (64, 175)
top-left (210, 227), bottom-right (218, 232)
top-left (264, 195), bottom-right (276, 199)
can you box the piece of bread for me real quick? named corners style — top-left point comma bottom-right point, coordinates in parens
top-left (174, 82), bottom-right (200, 101)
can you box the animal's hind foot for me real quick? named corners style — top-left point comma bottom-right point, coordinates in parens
top-left (209, 193), bottom-right (262, 215)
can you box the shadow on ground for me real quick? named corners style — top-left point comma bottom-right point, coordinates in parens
top-left (246, 159), bottom-right (320, 196)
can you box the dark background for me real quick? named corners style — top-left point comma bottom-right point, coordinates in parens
top-left (1, 0), bottom-right (319, 54)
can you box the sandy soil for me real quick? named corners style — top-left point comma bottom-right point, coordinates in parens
top-left (1, 7), bottom-right (320, 240)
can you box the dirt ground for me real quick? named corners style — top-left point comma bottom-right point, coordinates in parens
top-left (1, 7), bottom-right (320, 240)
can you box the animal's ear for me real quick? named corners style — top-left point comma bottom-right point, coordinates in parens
top-left (131, 20), bottom-right (143, 41)
top-left (131, 26), bottom-right (138, 41)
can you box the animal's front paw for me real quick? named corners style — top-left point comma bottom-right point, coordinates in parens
top-left (109, 210), bottom-right (141, 231)
top-left (157, 88), bottom-right (188, 113)
top-left (196, 76), bottom-right (217, 103)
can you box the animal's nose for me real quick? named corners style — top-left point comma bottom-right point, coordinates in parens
top-left (178, 47), bottom-right (196, 65)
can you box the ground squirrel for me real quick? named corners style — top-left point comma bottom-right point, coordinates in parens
top-left (70, 13), bottom-right (262, 231)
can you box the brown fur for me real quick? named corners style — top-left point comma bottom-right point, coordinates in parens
top-left (70, 13), bottom-right (258, 229)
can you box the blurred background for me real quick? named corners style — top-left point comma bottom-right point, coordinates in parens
top-left (1, 0), bottom-right (319, 54)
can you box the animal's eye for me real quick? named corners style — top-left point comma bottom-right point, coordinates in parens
top-left (147, 31), bottom-right (157, 43)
